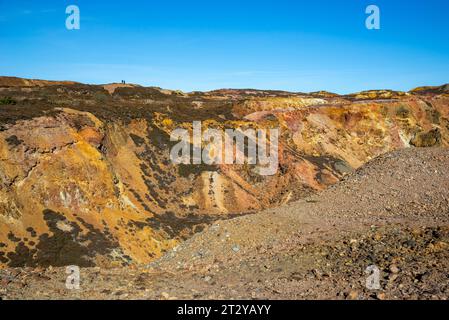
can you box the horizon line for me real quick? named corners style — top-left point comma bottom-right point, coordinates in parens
top-left (0, 75), bottom-right (447, 96)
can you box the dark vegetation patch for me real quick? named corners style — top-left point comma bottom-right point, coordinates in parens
top-left (147, 124), bottom-right (172, 149)
top-left (0, 97), bottom-right (17, 105)
top-left (0, 251), bottom-right (8, 264)
top-left (6, 242), bottom-right (36, 267)
top-left (178, 163), bottom-right (218, 178)
top-left (7, 232), bottom-right (20, 242)
top-left (0, 99), bottom-right (60, 126)
top-left (411, 85), bottom-right (449, 95)
top-left (396, 105), bottom-right (410, 118)
top-left (410, 128), bottom-right (442, 148)
top-left (145, 211), bottom-right (252, 240)
top-left (5, 135), bottom-right (23, 147)
top-left (26, 227), bottom-right (37, 238)
top-left (303, 155), bottom-right (353, 184)
top-left (6, 209), bottom-right (122, 267)
top-left (130, 133), bottom-right (145, 146)
top-left (424, 102), bottom-right (441, 124)
top-left (68, 115), bottom-right (96, 130)
top-left (93, 92), bottom-right (110, 103)
top-left (142, 178), bottom-right (167, 209)
top-left (128, 188), bottom-right (151, 212)
top-left (113, 87), bottom-right (236, 122)
top-left (165, 101), bottom-right (236, 122)
top-left (206, 89), bottom-right (304, 98)
top-left (113, 87), bottom-right (173, 100)
top-left (127, 220), bottom-right (148, 230)
top-left (133, 126), bottom-right (180, 205)
top-left (0, 83), bottom-right (238, 130)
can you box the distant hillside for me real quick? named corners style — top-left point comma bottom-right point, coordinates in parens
top-left (0, 76), bottom-right (80, 87)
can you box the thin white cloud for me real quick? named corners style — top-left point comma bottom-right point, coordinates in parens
top-left (41, 9), bottom-right (56, 13)
top-left (226, 71), bottom-right (285, 77)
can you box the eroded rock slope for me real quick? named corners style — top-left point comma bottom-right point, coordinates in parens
top-left (0, 76), bottom-right (448, 267)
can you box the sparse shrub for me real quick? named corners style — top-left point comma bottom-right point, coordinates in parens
top-left (410, 128), bottom-right (441, 147)
top-left (0, 97), bottom-right (17, 105)
top-left (427, 109), bottom-right (441, 124)
top-left (396, 105), bottom-right (410, 118)
top-left (93, 92), bottom-right (108, 103)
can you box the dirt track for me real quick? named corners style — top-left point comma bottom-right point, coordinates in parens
top-left (1, 147), bottom-right (448, 300)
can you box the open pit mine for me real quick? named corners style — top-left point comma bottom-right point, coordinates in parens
top-left (0, 77), bottom-right (448, 300)
top-left (0, 76), bottom-right (448, 267)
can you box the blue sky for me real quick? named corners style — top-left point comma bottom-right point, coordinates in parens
top-left (0, 0), bottom-right (448, 93)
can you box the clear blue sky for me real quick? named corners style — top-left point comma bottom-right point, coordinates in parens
top-left (1, 0), bottom-right (448, 93)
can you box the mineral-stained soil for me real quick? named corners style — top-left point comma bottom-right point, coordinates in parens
top-left (0, 77), bottom-right (448, 299)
